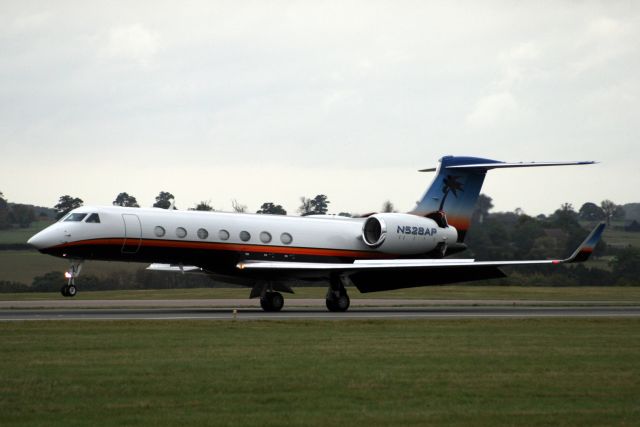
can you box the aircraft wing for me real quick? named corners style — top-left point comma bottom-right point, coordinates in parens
top-left (236, 223), bottom-right (605, 292)
top-left (237, 223), bottom-right (605, 272)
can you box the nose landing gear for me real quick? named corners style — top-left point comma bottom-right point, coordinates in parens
top-left (61, 260), bottom-right (83, 298)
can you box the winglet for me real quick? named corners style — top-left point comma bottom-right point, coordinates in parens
top-left (562, 222), bottom-right (606, 264)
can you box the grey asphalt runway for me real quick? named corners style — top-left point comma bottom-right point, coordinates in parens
top-left (1, 298), bottom-right (635, 309)
top-left (2, 305), bottom-right (640, 321)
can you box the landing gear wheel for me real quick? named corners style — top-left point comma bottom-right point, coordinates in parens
top-left (326, 293), bottom-right (350, 312)
top-left (61, 286), bottom-right (69, 297)
top-left (260, 292), bottom-right (284, 312)
top-left (66, 285), bottom-right (77, 297)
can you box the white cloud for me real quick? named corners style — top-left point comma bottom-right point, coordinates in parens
top-left (102, 24), bottom-right (160, 65)
top-left (466, 92), bottom-right (518, 128)
top-left (0, 2), bottom-right (638, 214)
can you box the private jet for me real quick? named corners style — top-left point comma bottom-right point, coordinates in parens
top-left (27, 156), bottom-right (605, 312)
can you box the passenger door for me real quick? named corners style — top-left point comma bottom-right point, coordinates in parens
top-left (122, 214), bottom-right (142, 254)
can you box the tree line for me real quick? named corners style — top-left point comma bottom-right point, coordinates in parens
top-left (464, 195), bottom-right (639, 285)
top-left (0, 191), bottom-right (37, 229)
top-left (51, 191), bottom-right (353, 218)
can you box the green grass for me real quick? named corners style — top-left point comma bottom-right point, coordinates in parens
top-left (0, 319), bottom-right (638, 426)
top-left (2, 286), bottom-right (640, 301)
top-left (0, 220), bottom-right (52, 244)
top-left (0, 250), bottom-right (144, 283)
top-left (603, 227), bottom-right (640, 247)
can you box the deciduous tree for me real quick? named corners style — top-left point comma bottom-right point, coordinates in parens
top-left (0, 191), bottom-right (9, 229)
top-left (193, 201), bottom-right (214, 211)
top-left (10, 204), bottom-right (35, 228)
top-left (256, 202), bottom-right (287, 215)
top-left (298, 194), bottom-right (330, 216)
top-left (579, 202), bottom-right (605, 221)
top-left (601, 200), bottom-right (623, 226)
top-left (231, 199), bottom-right (246, 213)
top-left (54, 195), bottom-right (84, 219)
top-left (153, 192), bottom-right (175, 209)
top-left (113, 192), bottom-right (140, 207)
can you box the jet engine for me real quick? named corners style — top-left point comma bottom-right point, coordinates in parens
top-left (361, 213), bottom-right (457, 255)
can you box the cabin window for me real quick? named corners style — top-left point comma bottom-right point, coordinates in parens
top-left (176, 227), bottom-right (187, 238)
top-left (197, 228), bottom-right (209, 239)
top-left (219, 229), bottom-right (230, 241)
top-left (239, 231), bottom-right (251, 242)
top-left (280, 232), bottom-right (293, 245)
top-left (64, 213), bottom-right (87, 222)
top-left (260, 231), bottom-right (272, 243)
top-left (85, 213), bottom-right (101, 223)
top-left (154, 226), bottom-right (166, 237)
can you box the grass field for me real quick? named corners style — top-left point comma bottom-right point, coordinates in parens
top-left (0, 318), bottom-right (638, 426)
top-left (2, 286), bottom-right (640, 302)
top-left (0, 220), bottom-right (52, 244)
top-left (603, 226), bottom-right (640, 247)
top-left (0, 250), bottom-right (144, 283)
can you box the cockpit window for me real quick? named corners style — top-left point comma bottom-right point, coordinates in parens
top-left (85, 213), bottom-right (101, 223)
top-left (64, 213), bottom-right (88, 222)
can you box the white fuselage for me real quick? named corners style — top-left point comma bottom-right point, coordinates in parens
top-left (28, 206), bottom-right (457, 280)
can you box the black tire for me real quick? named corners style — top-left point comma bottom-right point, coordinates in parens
top-left (326, 294), bottom-right (350, 312)
top-left (335, 294), bottom-right (350, 312)
top-left (260, 292), bottom-right (284, 312)
top-left (60, 286), bottom-right (69, 297)
top-left (269, 292), bottom-right (284, 312)
top-left (260, 296), bottom-right (273, 312)
top-left (67, 285), bottom-right (77, 297)
top-left (325, 298), bottom-right (337, 311)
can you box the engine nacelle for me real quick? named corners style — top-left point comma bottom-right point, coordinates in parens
top-left (361, 213), bottom-right (458, 255)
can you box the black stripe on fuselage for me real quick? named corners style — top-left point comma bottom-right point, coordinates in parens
top-left (40, 237), bottom-right (385, 275)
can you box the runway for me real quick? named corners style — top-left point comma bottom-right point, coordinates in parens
top-left (2, 305), bottom-right (640, 321)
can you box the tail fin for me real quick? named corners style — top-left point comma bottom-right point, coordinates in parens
top-left (410, 156), bottom-right (596, 242)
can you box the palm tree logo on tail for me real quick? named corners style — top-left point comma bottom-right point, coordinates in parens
top-left (439, 175), bottom-right (464, 211)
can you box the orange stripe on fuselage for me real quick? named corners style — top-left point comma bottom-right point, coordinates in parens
top-left (53, 238), bottom-right (394, 259)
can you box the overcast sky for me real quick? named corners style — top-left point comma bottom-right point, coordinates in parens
top-left (1, 1), bottom-right (638, 216)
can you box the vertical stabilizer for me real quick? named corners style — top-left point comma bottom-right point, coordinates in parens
top-left (410, 156), bottom-right (596, 242)
top-left (411, 156), bottom-right (498, 241)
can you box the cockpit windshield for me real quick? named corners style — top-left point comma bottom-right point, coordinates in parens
top-left (85, 213), bottom-right (101, 223)
top-left (63, 213), bottom-right (88, 222)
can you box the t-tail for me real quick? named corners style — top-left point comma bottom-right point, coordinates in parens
top-left (410, 156), bottom-right (596, 242)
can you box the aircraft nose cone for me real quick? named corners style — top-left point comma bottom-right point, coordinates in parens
top-left (27, 232), bottom-right (45, 249)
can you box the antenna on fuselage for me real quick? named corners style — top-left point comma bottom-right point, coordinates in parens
top-left (169, 199), bottom-right (176, 210)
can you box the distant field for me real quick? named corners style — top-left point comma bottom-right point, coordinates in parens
top-left (2, 286), bottom-right (640, 302)
top-left (0, 220), bottom-right (52, 244)
top-left (603, 227), bottom-right (640, 247)
top-left (1, 318), bottom-right (638, 426)
top-left (0, 250), bottom-right (144, 283)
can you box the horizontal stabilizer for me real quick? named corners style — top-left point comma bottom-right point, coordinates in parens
top-left (420, 160), bottom-right (596, 172)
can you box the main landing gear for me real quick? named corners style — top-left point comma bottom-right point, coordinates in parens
top-left (325, 274), bottom-right (350, 312)
top-left (251, 281), bottom-right (292, 312)
top-left (61, 260), bottom-right (83, 298)
top-left (260, 292), bottom-right (285, 312)
top-left (250, 277), bottom-right (352, 313)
